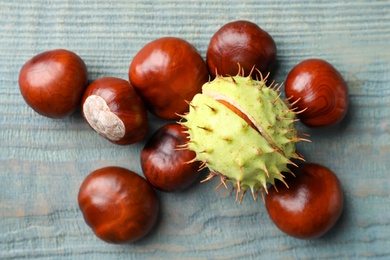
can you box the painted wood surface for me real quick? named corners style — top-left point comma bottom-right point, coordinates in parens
top-left (1, 0), bottom-right (389, 259)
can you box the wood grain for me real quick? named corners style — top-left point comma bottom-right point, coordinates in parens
top-left (1, 0), bottom-right (390, 259)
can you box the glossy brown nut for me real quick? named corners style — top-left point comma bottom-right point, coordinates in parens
top-left (81, 77), bottom-right (148, 145)
top-left (141, 123), bottom-right (200, 192)
top-left (206, 20), bottom-right (277, 78)
top-left (129, 37), bottom-right (209, 120)
top-left (78, 166), bottom-right (159, 244)
top-left (285, 59), bottom-right (349, 128)
top-left (265, 163), bottom-right (344, 239)
top-left (18, 49), bottom-right (88, 118)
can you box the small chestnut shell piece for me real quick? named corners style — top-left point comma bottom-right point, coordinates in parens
top-left (141, 123), bottom-right (200, 192)
top-left (18, 49), bottom-right (88, 118)
top-left (206, 20), bottom-right (277, 78)
top-left (129, 37), bottom-right (209, 120)
top-left (78, 166), bottom-right (159, 244)
top-left (265, 163), bottom-right (344, 239)
top-left (285, 59), bottom-right (349, 128)
top-left (81, 77), bottom-right (148, 145)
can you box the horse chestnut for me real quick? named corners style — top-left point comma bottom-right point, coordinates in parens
top-left (18, 49), bottom-right (88, 118)
top-left (265, 163), bottom-right (344, 239)
top-left (285, 59), bottom-right (349, 128)
top-left (78, 166), bottom-right (159, 244)
top-left (141, 123), bottom-right (200, 192)
top-left (129, 37), bottom-right (209, 120)
top-left (206, 20), bottom-right (277, 78)
top-left (81, 77), bottom-right (148, 145)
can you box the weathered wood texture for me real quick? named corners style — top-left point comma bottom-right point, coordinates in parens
top-left (1, 0), bottom-right (389, 259)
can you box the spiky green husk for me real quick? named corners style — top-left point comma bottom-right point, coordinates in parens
top-left (180, 75), bottom-right (306, 201)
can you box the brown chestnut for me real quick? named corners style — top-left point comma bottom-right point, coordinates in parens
top-left (18, 49), bottom-right (88, 118)
top-left (265, 163), bottom-right (344, 239)
top-left (206, 20), bottom-right (277, 78)
top-left (78, 166), bottom-right (159, 244)
top-left (285, 59), bottom-right (349, 128)
top-left (81, 77), bottom-right (148, 145)
top-left (141, 123), bottom-right (200, 192)
top-left (129, 37), bottom-right (209, 120)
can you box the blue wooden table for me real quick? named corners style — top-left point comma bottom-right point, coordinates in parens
top-left (1, 0), bottom-right (389, 259)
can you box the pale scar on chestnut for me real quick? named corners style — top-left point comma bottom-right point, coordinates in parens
top-left (83, 95), bottom-right (125, 141)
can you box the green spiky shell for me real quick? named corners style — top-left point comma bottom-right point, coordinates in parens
top-left (181, 75), bottom-right (303, 200)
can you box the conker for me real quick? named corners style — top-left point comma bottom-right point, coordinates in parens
top-left (18, 49), bottom-right (88, 118)
top-left (206, 20), bottom-right (277, 78)
top-left (78, 166), bottom-right (159, 244)
top-left (265, 163), bottom-right (344, 239)
top-left (141, 123), bottom-right (200, 192)
top-left (285, 59), bottom-right (349, 128)
top-left (129, 37), bottom-right (209, 120)
top-left (81, 77), bottom-right (148, 145)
